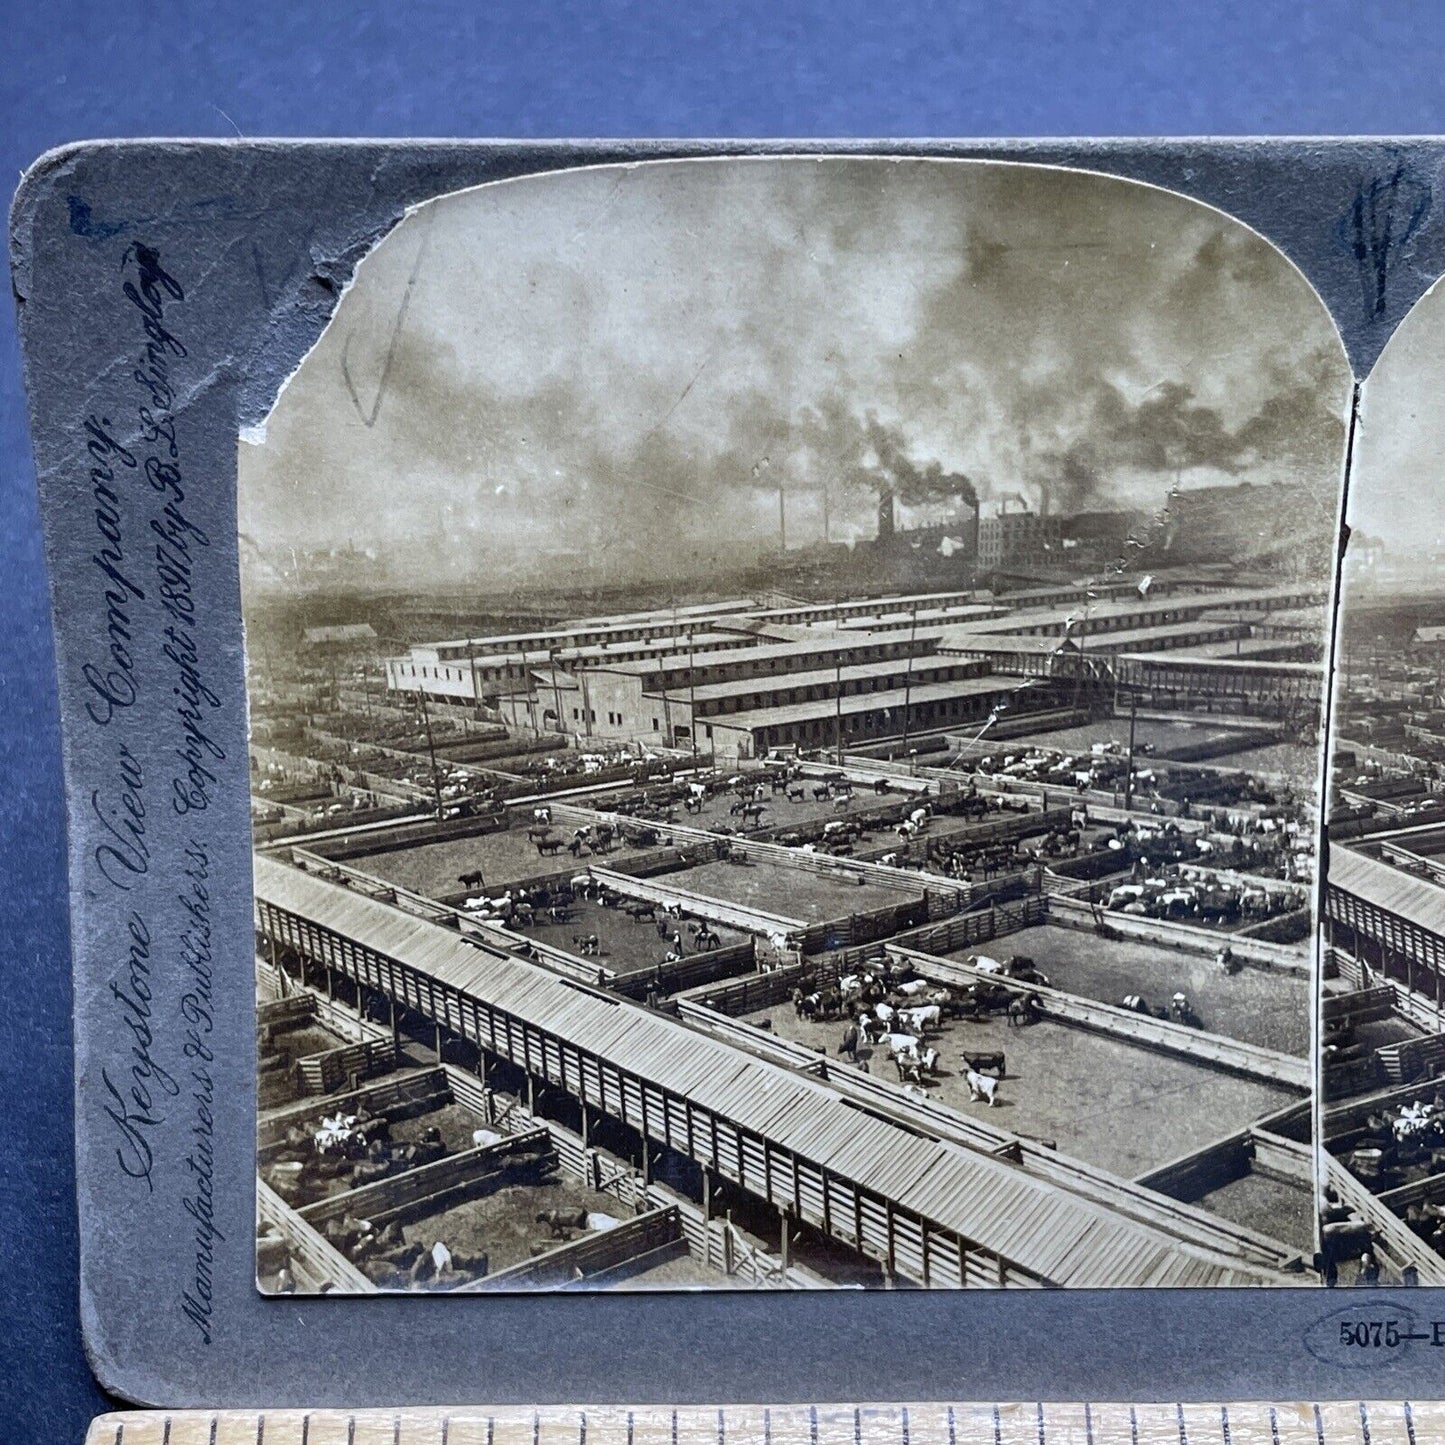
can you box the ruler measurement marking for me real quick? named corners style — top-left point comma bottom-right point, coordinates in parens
top-left (85, 1402), bottom-right (1445, 1445)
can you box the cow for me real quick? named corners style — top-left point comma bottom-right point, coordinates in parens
top-left (787, 785), bottom-right (806, 803)
top-left (962, 1050), bottom-right (1006, 1079)
top-left (573, 934), bottom-right (601, 957)
top-left (1007, 993), bottom-right (1041, 1028)
top-left (896, 1003), bottom-right (942, 1035)
top-left (624, 901), bottom-right (658, 923)
top-left (457, 869), bottom-right (486, 889)
top-left (535, 835), bottom-right (564, 857)
top-left (965, 1068), bottom-right (1000, 1106)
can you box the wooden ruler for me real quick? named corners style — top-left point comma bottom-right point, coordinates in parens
top-left (83, 1403), bottom-right (1436, 1445)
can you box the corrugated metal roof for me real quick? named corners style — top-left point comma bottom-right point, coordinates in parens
top-left (254, 854), bottom-right (1297, 1288)
top-left (1329, 844), bottom-right (1445, 940)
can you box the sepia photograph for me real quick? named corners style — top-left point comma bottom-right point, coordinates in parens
top-left (1319, 274), bottom-right (1445, 1287)
top-left (240, 157), bottom-right (1350, 1293)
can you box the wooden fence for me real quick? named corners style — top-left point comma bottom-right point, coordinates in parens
top-left (298, 1129), bottom-right (554, 1230)
top-left (886, 946), bottom-right (1311, 1090)
top-left (259, 1068), bottom-right (452, 1155)
top-left (459, 1206), bottom-right (685, 1290)
top-left (1047, 894), bottom-right (1308, 972)
top-left (294, 1039), bottom-right (395, 1096)
top-left (256, 1176), bottom-right (377, 1294)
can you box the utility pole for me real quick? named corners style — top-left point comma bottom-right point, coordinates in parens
top-left (900, 601), bottom-right (919, 760)
top-left (687, 627), bottom-right (699, 762)
top-left (835, 650), bottom-right (845, 765)
top-left (1123, 691), bottom-right (1138, 812)
top-left (467, 639), bottom-right (481, 725)
top-left (548, 648), bottom-right (566, 736)
top-left (506, 656), bottom-right (522, 734)
top-left (660, 662), bottom-right (673, 749)
top-left (778, 480), bottom-right (787, 554)
top-left (415, 684), bottom-right (446, 821)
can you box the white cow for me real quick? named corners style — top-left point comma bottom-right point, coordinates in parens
top-left (897, 1004), bottom-right (942, 1033)
top-left (966, 1069), bottom-right (1000, 1106)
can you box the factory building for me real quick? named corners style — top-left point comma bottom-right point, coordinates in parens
top-left (978, 511), bottom-right (1064, 570)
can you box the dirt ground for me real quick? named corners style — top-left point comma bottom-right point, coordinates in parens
top-left (340, 825), bottom-right (650, 898)
top-left (1190, 1170), bottom-right (1317, 1251)
top-left (671, 782), bottom-right (913, 835)
top-left (512, 895), bottom-right (749, 976)
top-left (671, 856), bottom-right (911, 924)
top-left (933, 922), bottom-right (1311, 1056)
top-left (741, 998), bottom-right (1301, 1181)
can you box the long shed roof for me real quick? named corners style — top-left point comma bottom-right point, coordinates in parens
top-left (1328, 844), bottom-right (1445, 940)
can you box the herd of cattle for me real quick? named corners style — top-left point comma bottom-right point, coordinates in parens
top-left (789, 959), bottom-right (1050, 1104)
top-left (259, 1105), bottom-right (566, 1289)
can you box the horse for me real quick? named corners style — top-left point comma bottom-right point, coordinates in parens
top-left (694, 924), bottom-right (722, 951)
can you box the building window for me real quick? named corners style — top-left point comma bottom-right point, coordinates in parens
top-left (652, 719), bottom-right (660, 731)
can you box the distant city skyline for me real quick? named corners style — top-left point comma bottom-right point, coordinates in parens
top-left (240, 157), bottom-right (1352, 587)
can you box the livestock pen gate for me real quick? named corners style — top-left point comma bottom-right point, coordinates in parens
top-left (252, 853), bottom-right (1299, 1290)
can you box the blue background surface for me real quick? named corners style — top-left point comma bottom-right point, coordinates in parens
top-left (6, 4), bottom-right (1445, 1440)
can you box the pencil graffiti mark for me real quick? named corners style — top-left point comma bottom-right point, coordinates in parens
top-left (1338, 163), bottom-right (1432, 321)
top-left (340, 207), bottom-right (435, 429)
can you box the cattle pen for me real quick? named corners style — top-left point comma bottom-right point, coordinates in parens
top-left (254, 851), bottom-right (1310, 1289)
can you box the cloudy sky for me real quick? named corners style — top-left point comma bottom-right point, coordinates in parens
top-left (1350, 278), bottom-right (1445, 552)
top-left (240, 157), bottom-right (1352, 577)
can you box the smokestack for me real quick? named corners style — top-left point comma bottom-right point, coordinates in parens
top-left (877, 489), bottom-right (896, 542)
top-left (1038, 482), bottom-right (1052, 518)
